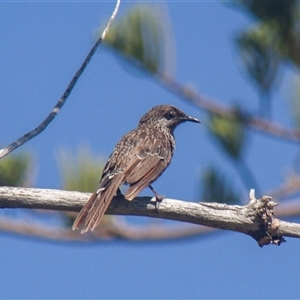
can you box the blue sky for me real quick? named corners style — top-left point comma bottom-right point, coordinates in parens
top-left (1, 1), bottom-right (299, 298)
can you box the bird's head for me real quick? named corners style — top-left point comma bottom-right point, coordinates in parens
top-left (139, 105), bottom-right (200, 132)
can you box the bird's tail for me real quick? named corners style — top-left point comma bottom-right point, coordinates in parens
top-left (72, 175), bottom-right (123, 233)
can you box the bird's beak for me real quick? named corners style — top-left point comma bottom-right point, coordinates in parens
top-left (185, 115), bottom-right (201, 124)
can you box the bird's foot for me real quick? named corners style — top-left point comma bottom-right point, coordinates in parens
top-left (116, 188), bottom-right (125, 200)
top-left (154, 196), bottom-right (164, 212)
top-left (149, 185), bottom-right (165, 213)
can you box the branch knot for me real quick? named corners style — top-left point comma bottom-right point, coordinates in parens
top-left (246, 191), bottom-right (285, 247)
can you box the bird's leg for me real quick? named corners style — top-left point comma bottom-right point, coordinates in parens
top-left (149, 185), bottom-right (164, 211)
top-left (116, 188), bottom-right (124, 200)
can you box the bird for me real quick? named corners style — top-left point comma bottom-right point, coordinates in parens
top-left (72, 104), bottom-right (200, 233)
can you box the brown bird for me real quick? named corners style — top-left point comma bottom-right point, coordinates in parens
top-left (72, 104), bottom-right (200, 233)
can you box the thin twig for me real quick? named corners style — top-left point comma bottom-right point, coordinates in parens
top-left (0, 0), bottom-right (121, 160)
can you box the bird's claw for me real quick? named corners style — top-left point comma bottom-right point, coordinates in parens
top-left (148, 185), bottom-right (165, 213)
top-left (116, 188), bottom-right (125, 200)
top-left (154, 194), bottom-right (165, 213)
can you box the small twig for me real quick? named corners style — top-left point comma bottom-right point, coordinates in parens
top-left (249, 188), bottom-right (256, 202)
top-left (0, 0), bottom-right (121, 160)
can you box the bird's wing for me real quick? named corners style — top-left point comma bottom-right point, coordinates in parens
top-left (123, 135), bottom-right (173, 200)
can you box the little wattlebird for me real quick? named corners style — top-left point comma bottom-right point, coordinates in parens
top-left (72, 104), bottom-right (200, 233)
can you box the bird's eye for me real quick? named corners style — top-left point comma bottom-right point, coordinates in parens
top-left (165, 111), bottom-right (174, 120)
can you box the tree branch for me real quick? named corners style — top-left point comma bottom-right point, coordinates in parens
top-left (0, 186), bottom-right (299, 247)
top-left (0, 0), bottom-right (121, 160)
top-left (155, 72), bottom-right (300, 143)
top-left (0, 216), bottom-right (215, 242)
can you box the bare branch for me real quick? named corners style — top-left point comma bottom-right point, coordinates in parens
top-left (0, 0), bottom-right (121, 160)
top-left (268, 172), bottom-right (300, 199)
top-left (99, 50), bottom-right (300, 142)
top-left (0, 216), bottom-right (215, 242)
top-left (155, 72), bottom-right (300, 143)
top-left (0, 186), bottom-right (299, 246)
top-left (275, 201), bottom-right (300, 217)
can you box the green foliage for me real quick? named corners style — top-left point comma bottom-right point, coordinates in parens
top-left (202, 166), bottom-right (240, 204)
top-left (235, 0), bottom-right (296, 24)
top-left (0, 152), bottom-right (33, 187)
top-left (207, 109), bottom-right (246, 160)
top-left (104, 4), bottom-right (173, 74)
top-left (235, 0), bottom-right (300, 68)
top-left (236, 21), bottom-right (281, 93)
top-left (56, 146), bottom-right (105, 192)
top-left (233, 1), bottom-right (300, 115)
